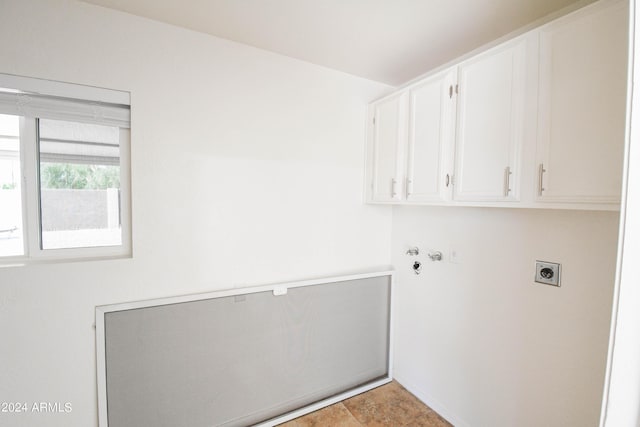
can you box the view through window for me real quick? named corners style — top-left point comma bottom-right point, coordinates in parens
top-left (38, 119), bottom-right (122, 250)
top-left (0, 114), bottom-right (23, 257)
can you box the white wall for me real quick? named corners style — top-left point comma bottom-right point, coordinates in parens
top-left (391, 206), bottom-right (619, 426)
top-left (601, 0), bottom-right (640, 423)
top-left (0, 1), bottom-right (392, 426)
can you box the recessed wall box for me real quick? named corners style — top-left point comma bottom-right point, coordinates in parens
top-left (535, 261), bottom-right (561, 286)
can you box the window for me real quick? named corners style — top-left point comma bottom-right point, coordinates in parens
top-left (0, 74), bottom-right (131, 263)
top-left (0, 114), bottom-right (23, 256)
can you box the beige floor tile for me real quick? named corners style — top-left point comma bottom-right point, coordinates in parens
top-left (278, 381), bottom-right (451, 427)
top-left (343, 381), bottom-right (452, 427)
top-left (279, 402), bottom-right (362, 427)
top-left (403, 410), bottom-right (452, 427)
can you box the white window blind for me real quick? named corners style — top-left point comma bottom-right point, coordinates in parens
top-left (0, 91), bottom-right (130, 129)
top-left (0, 73), bottom-right (130, 128)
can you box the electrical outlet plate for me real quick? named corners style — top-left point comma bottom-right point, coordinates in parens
top-left (535, 261), bottom-right (561, 287)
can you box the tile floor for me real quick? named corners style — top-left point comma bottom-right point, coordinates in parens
top-left (278, 381), bottom-right (452, 427)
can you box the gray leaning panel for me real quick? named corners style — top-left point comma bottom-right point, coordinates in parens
top-left (103, 276), bottom-right (390, 427)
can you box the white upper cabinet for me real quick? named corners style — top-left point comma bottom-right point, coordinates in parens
top-left (454, 37), bottom-right (527, 202)
top-left (365, 0), bottom-right (627, 210)
top-left (370, 92), bottom-right (408, 202)
top-left (536, 0), bottom-right (627, 204)
top-left (406, 68), bottom-right (457, 203)
top-left (370, 37), bottom-right (530, 205)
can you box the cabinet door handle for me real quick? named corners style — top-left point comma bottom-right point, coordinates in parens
top-left (449, 85), bottom-right (453, 98)
top-left (504, 166), bottom-right (512, 197)
top-left (538, 164), bottom-right (546, 196)
top-left (445, 174), bottom-right (450, 187)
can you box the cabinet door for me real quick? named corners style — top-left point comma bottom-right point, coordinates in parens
top-left (536, 0), bottom-right (627, 204)
top-left (453, 36), bottom-right (527, 202)
top-left (406, 68), bottom-right (457, 203)
top-left (370, 93), bottom-right (408, 202)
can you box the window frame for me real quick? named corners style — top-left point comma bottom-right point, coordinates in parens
top-left (0, 74), bottom-right (131, 265)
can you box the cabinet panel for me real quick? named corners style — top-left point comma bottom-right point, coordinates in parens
top-left (365, 0), bottom-right (626, 210)
top-left (371, 93), bottom-right (407, 202)
top-left (406, 69), bottom-right (457, 203)
top-left (536, 0), bottom-right (627, 203)
top-left (453, 37), bottom-right (527, 202)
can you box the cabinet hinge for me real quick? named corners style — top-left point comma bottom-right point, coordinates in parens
top-left (450, 175), bottom-right (455, 186)
top-left (455, 84), bottom-right (459, 94)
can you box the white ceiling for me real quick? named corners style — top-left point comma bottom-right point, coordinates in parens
top-left (81, 0), bottom-right (588, 86)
